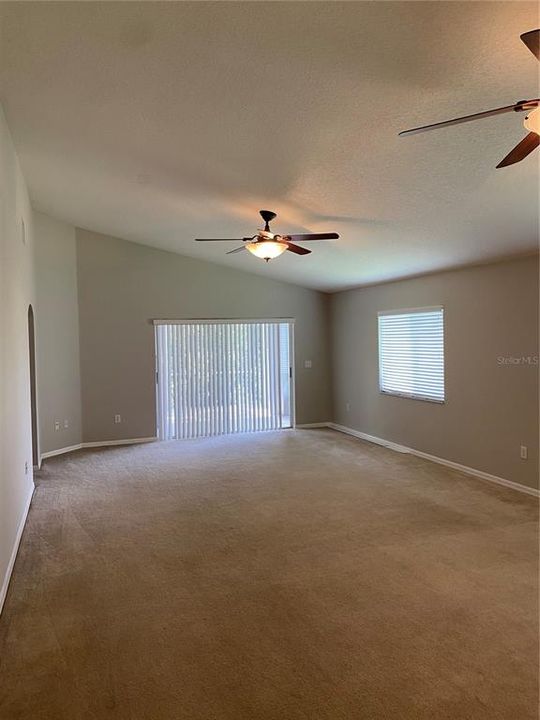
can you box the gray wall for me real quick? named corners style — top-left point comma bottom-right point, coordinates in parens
top-left (34, 211), bottom-right (82, 455)
top-left (0, 105), bottom-right (35, 610)
top-left (330, 255), bottom-right (539, 490)
top-left (76, 229), bottom-right (332, 442)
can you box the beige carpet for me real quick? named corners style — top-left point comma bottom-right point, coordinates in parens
top-left (0, 429), bottom-right (538, 719)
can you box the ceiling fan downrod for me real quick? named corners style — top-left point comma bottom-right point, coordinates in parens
top-left (259, 210), bottom-right (277, 233)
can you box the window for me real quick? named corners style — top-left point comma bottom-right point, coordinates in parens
top-left (378, 307), bottom-right (444, 403)
top-left (154, 320), bottom-right (294, 440)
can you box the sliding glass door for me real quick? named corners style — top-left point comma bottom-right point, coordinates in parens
top-left (155, 320), bottom-right (294, 440)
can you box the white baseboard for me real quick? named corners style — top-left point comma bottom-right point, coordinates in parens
top-left (326, 422), bottom-right (539, 497)
top-left (38, 426), bottom-right (539, 499)
top-left (295, 423), bottom-right (330, 429)
top-left (0, 484), bottom-right (34, 616)
top-left (82, 437), bottom-right (157, 449)
top-left (40, 436), bottom-right (157, 464)
top-left (327, 423), bottom-right (413, 454)
top-left (40, 443), bottom-right (83, 460)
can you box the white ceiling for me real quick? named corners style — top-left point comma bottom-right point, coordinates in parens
top-left (0, 2), bottom-right (538, 291)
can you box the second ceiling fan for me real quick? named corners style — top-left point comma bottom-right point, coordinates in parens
top-left (195, 210), bottom-right (339, 262)
top-left (399, 29), bottom-right (540, 168)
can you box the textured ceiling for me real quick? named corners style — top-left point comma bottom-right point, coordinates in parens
top-left (0, 1), bottom-right (538, 291)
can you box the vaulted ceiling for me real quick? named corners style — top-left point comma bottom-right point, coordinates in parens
top-left (0, 1), bottom-right (538, 291)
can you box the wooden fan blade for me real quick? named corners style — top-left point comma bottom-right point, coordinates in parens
top-left (195, 238), bottom-right (251, 242)
top-left (399, 103), bottom-right (527, 136)
top-left (284, 232), bottom-right (339, 242)
top-left (496, 132), bottom-right (539, 168)
top-left (521, 29), bottom-right (539, 60)
top-left (285, 242), bottom-right (311, 255)
top-left (226, 246), bottom-right (247, 254)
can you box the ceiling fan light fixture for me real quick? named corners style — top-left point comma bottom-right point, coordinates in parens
top-left (246, 240), bottom-right (287, 261)
top-left (195, 209), bottom-right (338, 259)
top-left (524, 107), bottom-right (540, 135)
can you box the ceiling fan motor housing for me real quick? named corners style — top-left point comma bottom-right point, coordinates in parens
top-left (258, 229), bottom-right (277, 241)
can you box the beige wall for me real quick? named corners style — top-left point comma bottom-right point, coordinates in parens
top-left (0, 106), bottom-right (36, 610)
top-left (34, 211), bottom-right (82, 455)
top-left (2, 102), bottom-right (537, 619)
top-left (76, 229), bottom-right (332, 442)
top-left (330, 255), bottom-right (539, 490)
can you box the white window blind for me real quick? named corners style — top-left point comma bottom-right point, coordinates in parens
top-left (155, 321), bottom-right (293, 440)
top-left (378, 307), bottom-right (445, 403)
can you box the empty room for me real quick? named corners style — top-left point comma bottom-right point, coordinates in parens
top-left (0, 2), bottom-right (538, 719)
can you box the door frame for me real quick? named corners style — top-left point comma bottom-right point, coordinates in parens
top-left (28, 304), bottom-right (39, 467)
top-left (153, 318), bottom-right (296, 438)
top-left (287, 321), bottom-right (296, 428)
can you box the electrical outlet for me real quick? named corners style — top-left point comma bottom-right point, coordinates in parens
top-left (346, 402), bottom-right (350, 412)
top-left (304, 360), bottom-right (312, 369)
top-left (54, 420), bottom-right (60, 431)
top-left (114, 414), bottom-right (122, 424)
top-left (520, 445), bottom-right (528, 460)
top-left (63, 419), bottom-right (69, 429)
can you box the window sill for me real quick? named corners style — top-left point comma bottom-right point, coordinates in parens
top-left (379, 390), bottom-right (445, 404)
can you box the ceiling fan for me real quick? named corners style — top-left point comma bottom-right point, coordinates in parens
top-left (195, 210), bottom-right (339, 262)
top-left (399, 29), bottom-right (540, 168)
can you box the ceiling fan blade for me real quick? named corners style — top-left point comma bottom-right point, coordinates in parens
top-left (285, 242), bottom-right (311, 255)
top-left (284, 232), bottom-right (339, 242)
top-left (196, 236), bottom-right (255, 242)
top-left (521, 29), bottom-right (539, 60)
top-left (226, 246), bottom-right (247, 254)
top-left (496, 132), bottom-right (540, 168)
top-left (399, 102), bottom-right (532, 136)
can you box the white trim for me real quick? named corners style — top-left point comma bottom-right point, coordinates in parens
top-left (377, 305), bottom-right (443, 317)
top-left (40, 437), bottom-right (157, 464)
top-left (326, 423), bottom-right (539, 497)
top-left (40, 443), bottom-right (83, 460)
top-left (295, 423), bottom-right (330, 429)
top-left (37, 426), bottom-right (538, 498)
top-left (152, 318), bottom-right (295, 326)
top-left (379, 389), bottom-right (445, 405)
top-left (82, 437), bottom-right (157, 448)
top-left (0, 485), bottom-right (34, 616)
top-left (411, 448), bottom-right (539, 496)
top-left (289, 322), bottom-right (296, 429)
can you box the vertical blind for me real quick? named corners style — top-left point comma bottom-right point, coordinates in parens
top-left (378, 307), bottom-right (445, 402)
top-left (155, 321), bottom-right (293, 440)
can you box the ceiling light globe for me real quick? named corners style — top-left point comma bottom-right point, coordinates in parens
top-left (246, 241), bottom-right (287, 261)
top-left (524, 107), bottom-right (540, 135)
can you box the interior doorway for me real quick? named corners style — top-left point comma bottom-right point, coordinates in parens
top-left (28, 305), bottom-right (39, 467)
top-left (155, 320), bottom-right (294, 440)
